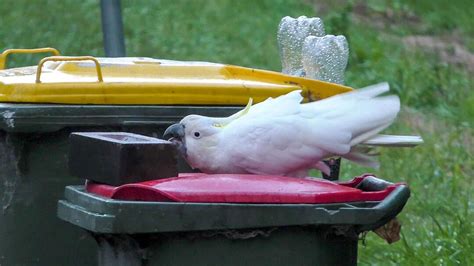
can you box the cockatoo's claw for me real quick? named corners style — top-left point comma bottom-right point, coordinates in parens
top-left (314, 161), bottom-right (331, 176)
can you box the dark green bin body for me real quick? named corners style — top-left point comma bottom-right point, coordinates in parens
top-left (95, 227), bottom-right (358, 266)
top-left (0, 104), bottom-right (240, 265)
top-left (58, 181), bottom-right (410, 266)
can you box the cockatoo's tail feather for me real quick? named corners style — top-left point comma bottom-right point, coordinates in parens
top-left (362, 134), bottom-right (424, 147)
top-left (345, 146), bottom-right (380, 169)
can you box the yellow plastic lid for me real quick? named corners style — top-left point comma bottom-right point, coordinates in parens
top-left (0, 51), bottom-right (352, 105)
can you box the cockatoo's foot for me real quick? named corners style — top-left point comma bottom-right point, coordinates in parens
top-left (285, 169), bottom-right (311, 178)
top-left (314, 161), bottom-right (331, 176)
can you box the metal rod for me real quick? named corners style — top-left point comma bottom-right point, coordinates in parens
top-left (100, 0), bottom-right (126, 57)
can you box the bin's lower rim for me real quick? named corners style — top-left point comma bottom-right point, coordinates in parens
top-left (57, 185), bottom-right (395, 234)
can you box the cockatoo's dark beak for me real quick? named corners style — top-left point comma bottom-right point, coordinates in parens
top-left (164, 123), bottom-right (185, 142)
top-left (164, 123), bottom-right (187, 157)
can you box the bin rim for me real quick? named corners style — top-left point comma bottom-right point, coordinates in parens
top-left (57, 175), bottom-right (410, 234)
top-left (0, 104), bottom-right (243, 133)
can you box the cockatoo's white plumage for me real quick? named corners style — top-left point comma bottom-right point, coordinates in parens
top-left (164, 83), bottom-right (422, 177)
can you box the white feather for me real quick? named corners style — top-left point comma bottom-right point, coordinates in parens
top-left (362, 134), bottom-right (423, 147)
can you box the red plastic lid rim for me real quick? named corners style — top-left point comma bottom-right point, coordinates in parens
top-left (85, 173), bottom-right (401, 204)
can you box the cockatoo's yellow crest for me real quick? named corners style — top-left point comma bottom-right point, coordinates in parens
top-left (213, 98), bottom-right (253, 128)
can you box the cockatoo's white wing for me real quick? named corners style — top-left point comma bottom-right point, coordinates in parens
top-left (300, 82), bottom-right (390, 116)
top-left (301, 82), bottom-right (399, 145)
top-left (217, 82), bottom-right (401, 176)
top-left (219, 115), bottom-right (352, 176)
top-left (241, 90), bottom-right (304, 119)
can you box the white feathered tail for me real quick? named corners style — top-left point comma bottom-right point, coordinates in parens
top-left (307, 82), bottom-right (423, 168)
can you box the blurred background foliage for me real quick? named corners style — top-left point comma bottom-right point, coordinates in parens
top-left (1, 0), bottom-right (472, 264)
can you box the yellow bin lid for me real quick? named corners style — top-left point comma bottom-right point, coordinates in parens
top-left (0, 49), bottom-right (352, 105)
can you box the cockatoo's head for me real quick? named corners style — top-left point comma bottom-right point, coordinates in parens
top-left (164, 115), bottom-right (220, 159)
top-left (163, 99), bottom-right (253, 170)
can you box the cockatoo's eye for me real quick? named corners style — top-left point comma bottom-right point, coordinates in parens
top-left (193, 131), bottom-right (201, 138)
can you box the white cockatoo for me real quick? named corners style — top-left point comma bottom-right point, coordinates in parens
top-left (164, 83), bottom-right (422, 177)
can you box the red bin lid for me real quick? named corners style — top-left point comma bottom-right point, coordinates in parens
top-left (86, 173), bottom-right (397, 204)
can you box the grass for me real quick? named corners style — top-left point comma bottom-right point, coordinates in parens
top-left (1, 0), bottom-right (473, 264)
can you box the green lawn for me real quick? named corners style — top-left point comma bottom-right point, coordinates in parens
top-left (1, 0), bottom-right (473, 264)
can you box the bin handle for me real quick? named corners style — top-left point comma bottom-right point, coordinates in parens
top-left (314, 176), bottom-right (410, 233)
top-left (0, 47), bottom-right (60, 70)
top-left (350, 186), bottom-right (409, 234)
top-left (36, 56), bottom-right (104, 83)
top-left (356, 177), bottom-right (411, 233)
